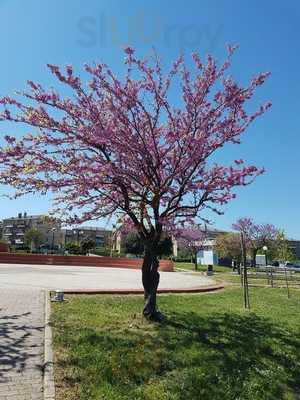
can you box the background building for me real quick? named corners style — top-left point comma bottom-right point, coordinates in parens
top-left (61, 227), bottom-right (112, 248)
top-left (0, 213), bottom-right (112, 252)
top-left (2, 213), bottom-right (300, 262)
top-left (287, 239), bottom-right (300, 260)
top-left (1, 212), bottom-right (61, 250)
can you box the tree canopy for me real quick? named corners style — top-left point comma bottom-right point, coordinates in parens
top-left (233, 218), bottom-right (278, 265)
top-left (272, 231), bottom-right (295, 263)
top-left (215, 232), bottom-right (242, 263)
top-left (0, 46), bottom-right (270, 241)
top-left (24, 228), bottom-right (44, 251)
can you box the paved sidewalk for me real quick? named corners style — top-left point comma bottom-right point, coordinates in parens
top-left (0, 289), bottom-right (44, 400)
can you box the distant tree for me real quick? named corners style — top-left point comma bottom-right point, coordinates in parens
top-left (81, 238), bottom-right (96, 255)
top-left (177, 226), bottom-right (206, 270)
top-left (125, 231), bottom-right (173, 258)
top-left (272, 231), bottom-right (295, 263)
top-left (215, 233), bottom-right (242, 265)
top-left (65, 241), bottom-right (82, 255)
top-left (157, 237), bottom-right (173, 258)
top-left (24, 228), bottom-right (44, 252)
top-left (125, 232), bottom-right (144, 256)
top-left (232, 218), bottom-right (278, 267)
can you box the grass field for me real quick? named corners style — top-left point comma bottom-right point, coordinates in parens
top-left (174, 262), bottom-right (300, 288)
top-left (52, 283), bottom-right (300, 400)
top-left (174, 262), bottom-right (230, 273)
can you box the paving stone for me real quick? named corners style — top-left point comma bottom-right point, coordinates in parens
top-left (0, 289), bottom-right (44, 400)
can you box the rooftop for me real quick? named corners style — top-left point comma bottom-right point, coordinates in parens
top-left (63, 226), bottom-right (111, 232)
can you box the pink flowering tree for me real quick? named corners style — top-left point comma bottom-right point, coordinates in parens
top-left (176, 226), bottom-right (206, 270)
top-left (232, 218), bottom-right (278, 267)
top-left (0, 46), bottom-right (271, 320)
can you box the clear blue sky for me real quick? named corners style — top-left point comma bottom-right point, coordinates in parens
top-left (0, 0), bottom-right (299, 237)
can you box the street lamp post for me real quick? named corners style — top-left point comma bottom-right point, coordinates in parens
top-left (51, 228), bottom-right (56, 253)
top-left (110, 224), bottom-right (116, 257)
top-left (73, 229), bottom-right (78, 245)
top-left (263, 245), bottom-right (268, 266)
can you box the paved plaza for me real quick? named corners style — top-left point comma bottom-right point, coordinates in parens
top-left (0, 263), bottom-right (216, 399)
top-left (0, 288), bottom-right (44, 400)
top-left (0, 264), bottom-right (214, 291)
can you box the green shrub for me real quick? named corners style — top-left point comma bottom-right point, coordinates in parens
top-left (65, 242), bottom-right (82, 255)
top-left (90, 247), bottom-right (112, 256)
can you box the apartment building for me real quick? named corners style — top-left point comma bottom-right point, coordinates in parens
top-left (287, 239), bottom-right (300, 260)
top-left (1, 212), bottom-right (61, 249)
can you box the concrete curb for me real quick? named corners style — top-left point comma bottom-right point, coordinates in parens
top-left (44, 291), bottom-right (55, 400)
top-left (62, 283), bottom-right (225, 295)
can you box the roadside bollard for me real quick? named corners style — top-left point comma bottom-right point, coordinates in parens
top-left (54, 289), bottom-right (64, 302)
top-left (207, 265), bottom-right (214, 276)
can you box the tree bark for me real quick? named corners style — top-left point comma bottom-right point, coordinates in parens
top-left (142, 247), bottom-right (161, 321)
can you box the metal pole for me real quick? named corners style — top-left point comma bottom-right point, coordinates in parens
top-left (270, 268), bottom-right (274, 288)
top-left (240, 232), bottom-right (250, 309)
top-left (240, 263), bottom-right (243, 287)
top-left (284, 267), bottom-right (290, 299)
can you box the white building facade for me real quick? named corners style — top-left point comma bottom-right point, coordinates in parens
top-left (196, 239), bottom-right (219, 265)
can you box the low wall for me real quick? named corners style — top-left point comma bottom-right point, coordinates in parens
top-left (0, 253), bottom-right (173, 272)
top-left (0, 243), bottom-right (9, 253)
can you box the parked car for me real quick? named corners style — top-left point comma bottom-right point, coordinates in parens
top-left (283, 262), bottom-right (300, 269)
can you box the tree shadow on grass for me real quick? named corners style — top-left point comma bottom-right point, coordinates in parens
top-left (54, 311), bottom-right (300, 400)
top-left (0, 309), bottom-right (44, 383)
top-left (158, 311), bottom-right (300, 399)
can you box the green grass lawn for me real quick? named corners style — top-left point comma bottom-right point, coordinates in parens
top-left (52, 287), bottom-right (300, 400)
top-left (174, 262), bottom-right (300, 288)
top-left (174, 262), bottom-right (230, 273)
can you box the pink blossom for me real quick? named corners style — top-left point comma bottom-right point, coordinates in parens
top-left (0, 46), bottom-right (271, 240)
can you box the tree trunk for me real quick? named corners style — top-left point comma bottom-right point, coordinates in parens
top-left (142, 248), bottom-right (162, 321)
top-left (252, 249), bottom-right (258, 268)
